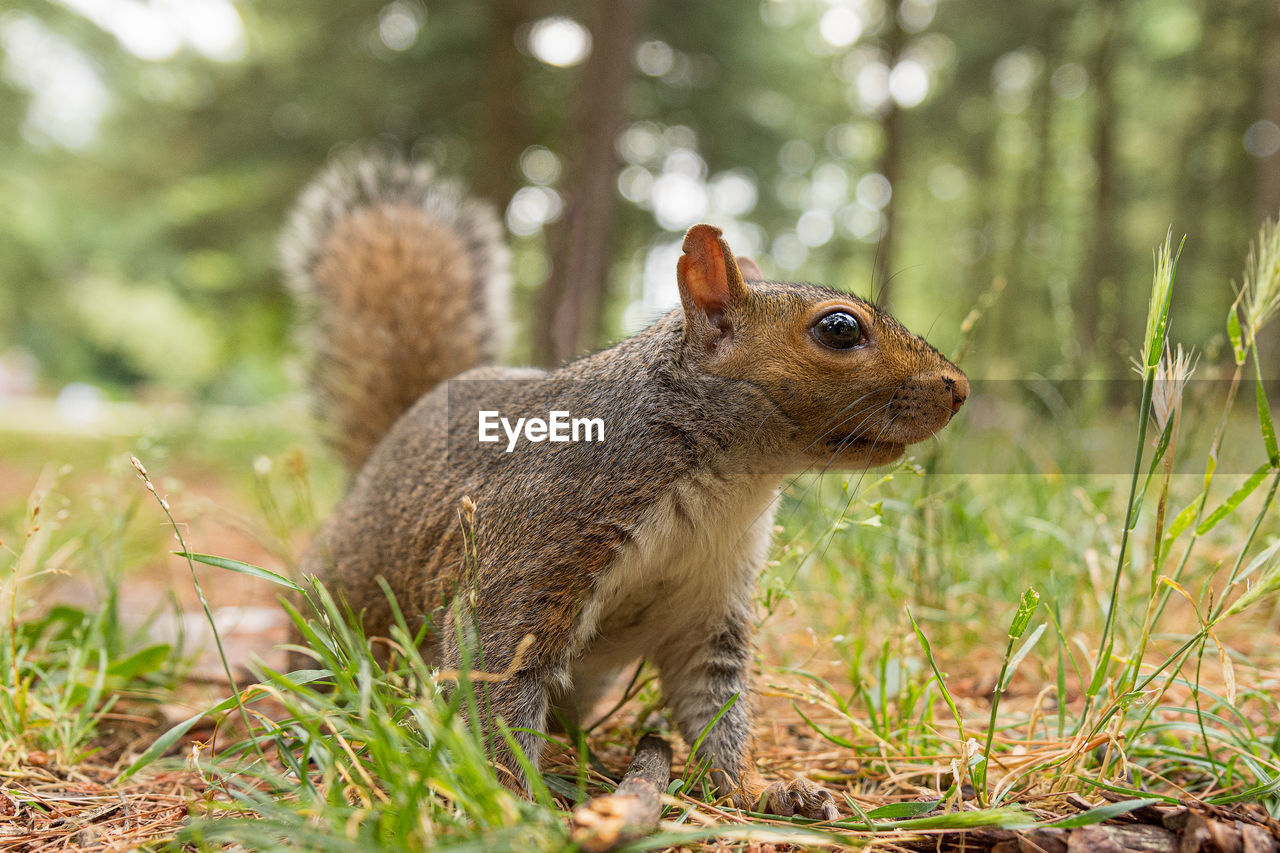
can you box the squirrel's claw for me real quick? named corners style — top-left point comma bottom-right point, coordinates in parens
top-left (757, 777), bottom-right (839, 821)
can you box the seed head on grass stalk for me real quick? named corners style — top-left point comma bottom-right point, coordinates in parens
top-left (1234, 216), bottom-right (1280, 470)
top-left (129, 455), bottom-right (265, 765)
top-left (1094, 464), bottom-right (1277, 789)
top-left (1148, 344), bottom-right (1196, 442)
top-left (1090, 232), bottom-right (1183, 717)
top-left (1142, 233), bottom-right (1181, 373)
top-left (1147, 216), bottom-right (1280, 645)
top-left (1238, 217), bottom-right (1280, 343)
top-left (1237, 216), bottom-right (1280, 471)
top-left (1128, 343), bottom-right (1196, 688)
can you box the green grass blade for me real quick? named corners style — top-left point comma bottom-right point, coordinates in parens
top-left (1195, 462), bottom-right (1271, 537)
top-left (907, 608), bottom-right (965, 742)
top-left (1043, 799), bottom-right (1161, 828)
top-left (684, 693), bottom-right (741, 793)
top-left (1008, 588), bottom-right (1041, 640)
top-left (842, 795), bottom-right (876, 831)
top-left (791, 701), bottom-right (855, 748)
top-left (1142, 232), bottom-right (1182, 369)
top-left (1075, 776), bottom-right (1180, 803)
top-left (176, 551), bottom-right (303, 591)
top-left (496, 721), bottom-right (555, 809)
top-left (1001, 623), bottom-right (1046, 691)
top-left (122, 692), bottom-right (247, 779)
top-left (1228, 304), bottom-right (1246, 364)
top-left (1237, 539), bottom-right (1280, 585)
top-left (1161, 497), bottom-right (1201, 551)
top-left (1086, 636), bottom-right (1113, 698)
top-left (106, 643), bottom-right (171, 679)
top-left (121, 669), bottom-right (328, 780)
top-left (1256, 370), bottom-right (1278, 465)
top-left (1207, 770), bottom-right (1280, 804)
top-left (1132, 418), bottom-right (1178, 528)
top-left (862, 806), bottom-right (1035, 831)
top-left (866, 800), bottom-right (941, 818)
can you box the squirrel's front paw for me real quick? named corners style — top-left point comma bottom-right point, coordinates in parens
top-left (753, 777), bottom-right (839, 821)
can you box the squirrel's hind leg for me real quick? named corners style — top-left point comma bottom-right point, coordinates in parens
top-left (450, 659), bottom-right (554, 792)
top-left (437, 616), bottom-right (563, 794)
top-left (484, 671), bottom-right (552, 792)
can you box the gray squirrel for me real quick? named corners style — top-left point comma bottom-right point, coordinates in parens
top-left (282, 154), bottom-right (968, 818)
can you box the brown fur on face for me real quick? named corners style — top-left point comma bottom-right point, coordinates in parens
top-left (710, 288), bottom-right (965, 464)
top-left (675, 226), bottom-right (967, 472)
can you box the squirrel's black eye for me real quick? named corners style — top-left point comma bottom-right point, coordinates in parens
top-left (812, 311), bottom-right (863, 349)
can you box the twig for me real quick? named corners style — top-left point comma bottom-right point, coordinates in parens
top-left (570, 734), bottom-right (673, 852)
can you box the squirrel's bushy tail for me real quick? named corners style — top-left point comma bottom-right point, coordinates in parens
top-left (281, 154), bottom-right (510, 471)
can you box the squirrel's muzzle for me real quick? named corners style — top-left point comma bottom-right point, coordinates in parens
top-left (945, 373), bottom-right (969, 416)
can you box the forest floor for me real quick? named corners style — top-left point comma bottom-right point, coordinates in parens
top-left (3, 394), bottom-right (1279, 852)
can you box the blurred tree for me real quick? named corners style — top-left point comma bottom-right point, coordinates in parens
top-left (475, 0), bottom-right (539, 210)
top-left (1259, 11), bottom-right (1280, 222)
top-left (535, 0), bottom-right (651, 364)
top-left (1081, 0), bottom-right (1121, 372)
top-left (0, 0), bottom-right (1275, 398)
top-left (872, 0), bottom-right (905, 305)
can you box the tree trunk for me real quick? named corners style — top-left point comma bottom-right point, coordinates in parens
top-left (1256, 6), bottom-right (1280, 222)
top-left (873, 0), bottom-right (906, 306)
top-left (474, 0), bottom-right (535, 212)
top-left (1012, 4), bottom-right (1072, 370)
top-left (533, 0), bottom-right (652, 365)
top-left (1253, 0), bottom-right (1280, 368)
top-left (1170, 0), bottom-right (1220, 264)
top-left (1079, 0), bottom-right (1121, 375)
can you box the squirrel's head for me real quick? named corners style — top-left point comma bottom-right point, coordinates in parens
top-left (676, 224), bottom-right (968, 470)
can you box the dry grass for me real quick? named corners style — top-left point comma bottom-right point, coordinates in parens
top-left (0, 765), bottom-right (191, 853)
top-left (0, 585), bottom-right (1277, 852)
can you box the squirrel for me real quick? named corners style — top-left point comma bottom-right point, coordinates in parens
top-left (281, 153), bottom-right (968, 820)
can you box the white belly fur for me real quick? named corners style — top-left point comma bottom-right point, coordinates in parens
top-left (571, 469), bottom-right (781, 671)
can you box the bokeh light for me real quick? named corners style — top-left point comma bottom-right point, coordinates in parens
top-left (378, 1), bottom-right (424, 52)
top-left (527, 16), bottom-right (591, 68)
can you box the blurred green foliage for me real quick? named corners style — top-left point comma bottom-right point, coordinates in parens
top-left (0, 0), bottom-right (1276, 400)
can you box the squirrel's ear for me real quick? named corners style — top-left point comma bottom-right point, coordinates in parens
top-left (677, 224), bottom-right (749, 336)
top-left (736, 255), bottom-right (765, 281)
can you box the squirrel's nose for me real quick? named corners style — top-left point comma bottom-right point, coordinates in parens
top-left (943, 374), bottom-right (969, 415)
